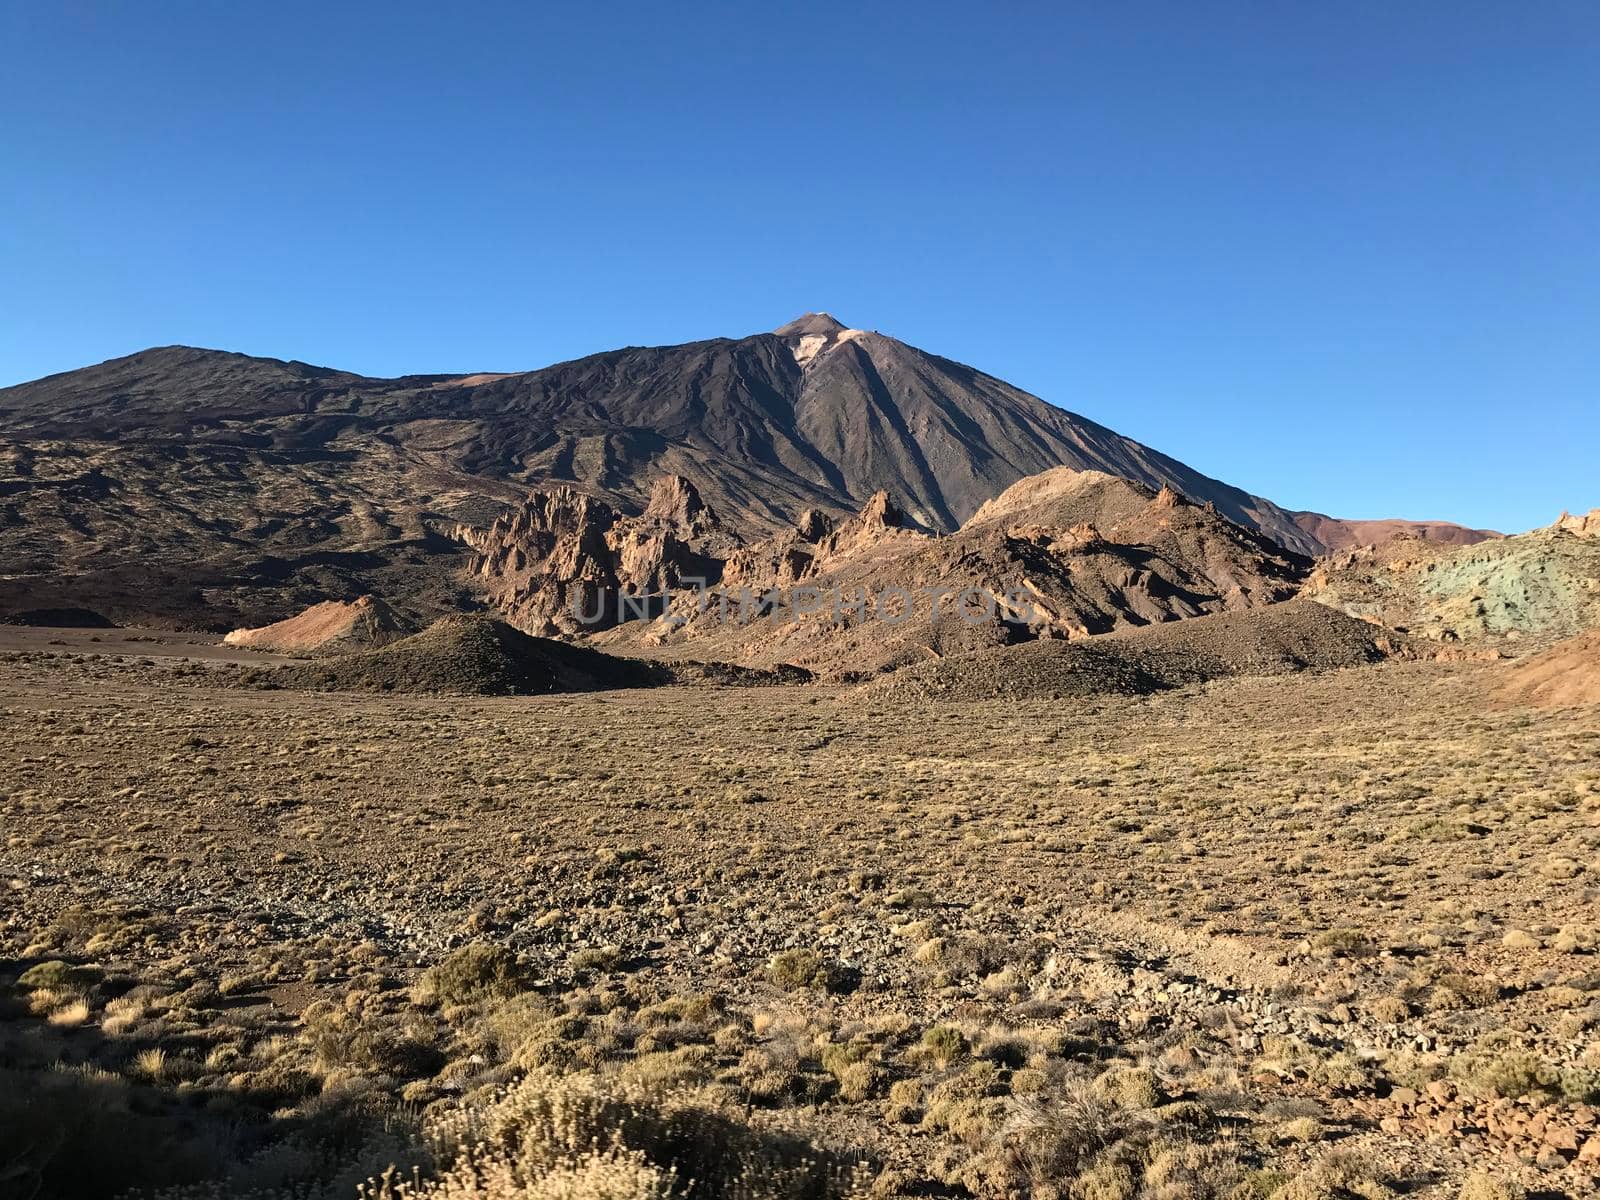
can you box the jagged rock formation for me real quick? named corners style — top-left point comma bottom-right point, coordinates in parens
top-left (719, 508), bottom-right (839, 591)
top-left (463, 476), bottom-right (735, 635)
top-left (460, 488), bottom-right (626, 636)
top-left (222, 595), bottom-right (410, 654)
top-left (587, 468), bottom-right (1312, 676)
top-left (963, 469), bottom-right (1309, 608)
top-left (1554, 509), bottom-right (1600, 538)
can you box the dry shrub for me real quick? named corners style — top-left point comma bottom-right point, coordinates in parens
top-left (617, 1046), bottom-right (715, 1091)
top-left (4, 1064), bottom-right (421, 1200)
top-left (483, 993), bottom-right (561, 1057)
top-left (1271, 1151), bottom-right (1389, 1200)
top-left (919, 1024), bottom-right (969, 1067)
top-left (950, 1087), bottom-right (1239, 1200)
top-left (0, 1065), bottom-right (222, 1197)
top-left (818, 1041), bottom-right (884, 1102)
top-left (1553, 925), bottom-right (1599, 954)
top-left (416, 945), bottom-right (530, 1007)
top-left (571, 946), bottom-right (623, 973)
top-left (765, 950), bottom-right (856, 994)
top-left (1426, 973), bottom-right (1500, 1013)
top-left (307, 1008), bottom-right (446, 1078)
top-left (1446, 1033), bottom-right (1600, 1102)
top-left (996, 1091), bottom-right (1127, 1183)
top-left (1139, 1139), bottom-right (1242, 1200)
top-left (17, 959), bottom-right (97, 991)
top-left (364, 1147), bottom-right (674, 1200)
top-left (1458, 1172), bottom-right (1526, 1200)
top-left (1307, 928), bottom-right (1372, 959)
top-left (911, 935), bottom-right (1008, 977)
top-left (1091, 1066), bottom-right (1161, 1109)
top-left (403, 1069), bottom-right (868, 1200)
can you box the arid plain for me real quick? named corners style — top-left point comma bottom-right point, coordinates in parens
top-left (5, 635), bottom-right (1599, 1200)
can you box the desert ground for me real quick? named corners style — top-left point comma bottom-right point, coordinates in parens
top-left (4, 638), bottom-right (1599, 1199)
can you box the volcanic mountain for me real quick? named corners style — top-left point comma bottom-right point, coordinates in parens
top-left (0, 313), bottom-right (1485, 627)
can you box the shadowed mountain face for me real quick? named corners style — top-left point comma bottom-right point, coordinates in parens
top-left (0, 314), bottom-right (1476, 627)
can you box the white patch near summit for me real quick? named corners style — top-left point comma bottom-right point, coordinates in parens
top-left (791, 335), bottom-right (828, 367)
top-left (790, 328), bottom-right (868, 367)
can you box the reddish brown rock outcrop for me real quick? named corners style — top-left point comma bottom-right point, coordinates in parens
top-left (1288, 511), bottom-right (1501, 551)
top-left (594, 468), bottom-right (1314, 676)
top-left (1554, 509), bottom-right (1600, 538)
top-left (464, 476), bottom-right (733, 635)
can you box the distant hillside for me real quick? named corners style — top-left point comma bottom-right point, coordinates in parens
top-left (1288, 510), bottom-right (1499, 552)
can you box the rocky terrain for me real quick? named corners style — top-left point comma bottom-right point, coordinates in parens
top-left (1308, 516), bottom-right (1600, 646)
top-left (3, 315), bottom-right (1593, 1200)
top-left (855, 599), bottom-right (1406, 703)
top-left (0, 316), bottom-right (1486, 630)
top-left (536, 469), bottom-right (1311, 677)
top-left (1, 486), bottom-right (1593, 1200)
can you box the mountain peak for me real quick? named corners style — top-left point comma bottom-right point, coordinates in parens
top-left (774, 312), bottom-right (847, 338)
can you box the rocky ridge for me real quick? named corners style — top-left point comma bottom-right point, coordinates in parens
top-left (572, 469), bottom-right (1314, 676)
top-left (1554, 509), bottom-right (1600, 538)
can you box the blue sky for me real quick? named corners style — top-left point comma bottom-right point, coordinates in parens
top-left (3, 2), bottom-right (1595, 532)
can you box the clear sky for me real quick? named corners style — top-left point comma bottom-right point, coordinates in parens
top-left (3, 2), bottom-right (1595, 532)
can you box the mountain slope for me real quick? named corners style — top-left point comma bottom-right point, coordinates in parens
top-left (1306, 516), bottom-right (1600, 645)
top-left (1495, 631), bottom-right (1600, 708)
top-left (0, 313), bottom-right (1463, 626)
